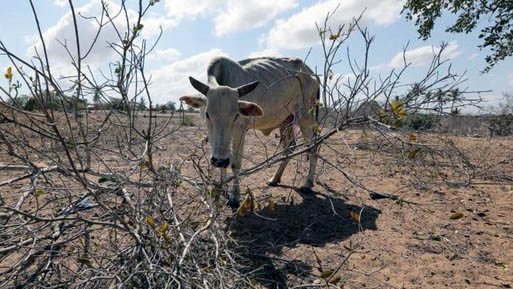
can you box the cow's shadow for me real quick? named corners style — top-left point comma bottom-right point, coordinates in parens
top-left (226, 184), bottom-right (381, 288)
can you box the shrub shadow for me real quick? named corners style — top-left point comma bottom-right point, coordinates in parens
top-left (227, 184), bottom-right (381, 288)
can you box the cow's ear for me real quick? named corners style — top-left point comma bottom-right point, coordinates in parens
top-left (179, 95), bottom-right (206, 108)
top-left (237, 81), bottom-right (259, 97)
top-left (189, 77), bottom-right (210, 96)
top-left (238, 100), bottom-right (263, 117)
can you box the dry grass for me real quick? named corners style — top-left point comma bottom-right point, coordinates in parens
top-left (1, 112), bottom-right (512, 288)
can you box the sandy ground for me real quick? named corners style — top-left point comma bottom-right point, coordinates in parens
top-left (1, 112), bottom-right (512, 288)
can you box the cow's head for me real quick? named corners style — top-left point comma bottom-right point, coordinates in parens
top-left (180, 77), bottom-right (263, 168)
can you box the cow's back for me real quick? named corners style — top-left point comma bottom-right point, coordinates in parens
top-left (207, 56), bottom-right (316, 87)
top-left (207, 56), bottom-right (319, 131)
top-left (239, 57), bottom-right (315, 86)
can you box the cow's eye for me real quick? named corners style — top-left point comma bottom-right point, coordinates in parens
top-left (234, 113), bottom-right (239, 121)
top-left (205, 112), bottom-right (210, 120)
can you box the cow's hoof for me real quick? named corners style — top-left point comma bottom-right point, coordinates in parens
top-left (267, 180), bottom-right (280, 187)
top-left (227, 199), bottom-right (240, 211)
top-left (299, 186), bottom-right (314, 194)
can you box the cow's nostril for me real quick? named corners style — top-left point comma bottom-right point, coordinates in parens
top-left (211, 157), bottom-right (230, 168)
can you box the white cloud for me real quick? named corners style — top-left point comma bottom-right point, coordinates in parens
top-left (247, 48), bottom-right (282, 58)
top-left (149, 49), bottom-right (228, 103)
top-left (164, 0), bottom-right (219, 19)
top-left (28, 1), bottom-right (116, 64)
top-left (467, 52), bottom-right (479, 60)
top-left (164, 0), bottom-right (297, 36)
top-left (508, 73), bottom-right (513, 88)
top-left (25, 1), bottom-right (121, 80)
top-left (214, 0), bottom-right (298, 36)
top-left (263, 0), bottom-right (404, 50)
top-left (142, 16), bottom-right (180, 38)
top-left (334, 72), bottom-right (356, 83)
top-left (53, 0), bottom-right (67, 7)
top-left (148, 48), bottom-right (182, 62)
top-left (26, 0), bottom-right (177, 80)
top-left (387, 41), bottom-right (461, 68)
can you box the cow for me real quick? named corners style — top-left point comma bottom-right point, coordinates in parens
top-left (180, 56), bottom-right (320, 209)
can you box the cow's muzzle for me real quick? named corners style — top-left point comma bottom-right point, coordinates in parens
top-left (210, 157), bottom-right (230, 168)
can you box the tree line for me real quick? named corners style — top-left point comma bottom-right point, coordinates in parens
top-left (2, 92), bottom-right (182, 112)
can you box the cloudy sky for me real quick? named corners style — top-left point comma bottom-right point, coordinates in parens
top-left (1, 0), bottom-right (512, 110)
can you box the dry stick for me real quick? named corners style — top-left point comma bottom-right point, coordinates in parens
top-left (177, 198), bottom-right (215, 268)
top-left (0, 166), bottom-right (59, 188)
top-left (223, 127), bottom-right (339, 183)
top-left (223, 117), bottom-right (372, 184)
top-left (25, 0), bottom-right (89, 188)
top-left (68, 0), bottom-right (92, 171)
top-left (318, 154), bottom-right (427, 205)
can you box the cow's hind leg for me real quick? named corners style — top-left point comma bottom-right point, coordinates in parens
top-left (268, 125), bottom-right (295, 186)
top-left (297, 113), bottom-right (318, 194)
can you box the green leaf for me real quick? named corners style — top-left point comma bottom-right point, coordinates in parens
top-left (146, 217), bottom-right (155, 228)
top-left (140, 160), bottom-right (150, 170)
top-left (328, 274), bottom-right (341, 284)
top-left (133, 23), bottom-right (144, 33)
top-left (98, 176), bottom-right (116, 183)
top-left (4, 67), bottom-right (13, 80)
top-left (320, 269), bottom-right (333, 278)
top-left (450, 212), bottom-right (463, 220)
top-left (77, 254), bottom-right (90, 265)
top-left (495, 261), bottom-right (508, 269)
top-left (158, 224), bottom-right (169, 233)
top-left (329, 34), bottom-right (339, 40)
top-left (209, 187), bottom-right (221, 200)
top-left (343, 245), bottom-right (354, 252)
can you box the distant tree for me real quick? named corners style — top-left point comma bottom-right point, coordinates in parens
top-left (93, 90), bottom-right (101, 107)
top-left (138, 96), bottom-right (147, 110)
top-left (487, 92), bottom-right (513, 136)
top-left (154, 101), bottom-right (175, 113)
top-left (23, 97), bottom-right (38, 111)
top-left (18, 91), bottom-right (87, 112)
top-left (165, 101), bottom-right (176, 112)
top-left (109, 98), bottom-right (125, 111)
top-left (6, 95), bottom-right (30, 109)
top-left (495, 92), bottom-right (513, 115)
top-left (402, 0), bottom-right (513, 72)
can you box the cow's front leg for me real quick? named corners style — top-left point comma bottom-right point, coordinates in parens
top-left (219, 167), bottom-right (227, 195)
top-left (227, 128), bottom-right (247, 210)
top-left (227, 169), bottom-right (240, 210)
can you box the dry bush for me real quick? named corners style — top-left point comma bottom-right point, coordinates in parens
top-left (0, 2), bottom-right (487, 288)
top-left (0, 1), bottom-right (253, 288)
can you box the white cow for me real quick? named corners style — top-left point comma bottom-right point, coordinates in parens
top-left (180, 56), bottom-right (320, 209)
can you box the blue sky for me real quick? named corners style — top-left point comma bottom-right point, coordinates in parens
top-left (1, 0), bottom-right (512, 111)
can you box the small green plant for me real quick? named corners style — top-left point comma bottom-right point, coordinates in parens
top-left (406, 114), bottom-right (436, 131)
top-left (182, 115), bottom-right (195, 126)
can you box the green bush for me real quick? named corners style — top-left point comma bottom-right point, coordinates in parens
top-left (20, 92), bottom-right (88, 112)
top-left (23, 97), bottom-right (38, 111)
top-left (405, 114), bottom-right (436, 131)
top-left (181, 115), bottom-right (195, 126)
top-left (488, 115), bottom-right (513, 136)
top-left (155, 101), bottom-right (176, 113)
